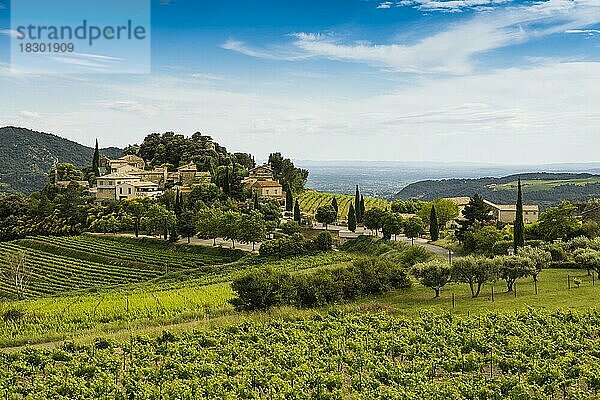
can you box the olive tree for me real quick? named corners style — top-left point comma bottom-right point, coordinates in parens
top-left (412, 259), bottom-right (452, 298)
top-left (495, 255), bottom-right (535, 292)
top-left (518, 246), bottom-right (551, 283)
top-left (451, 256), bottom-right (492, 298)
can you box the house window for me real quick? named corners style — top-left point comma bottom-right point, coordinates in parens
top-left (119, 188), bottom-right (123, 195)
top-left (128, 188), bottom-right (132, 195)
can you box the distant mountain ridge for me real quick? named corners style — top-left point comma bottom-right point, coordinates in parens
top-left (395, 172), bottom-right (600, 207)
top-left (0, 126), bottom-right (122, 194)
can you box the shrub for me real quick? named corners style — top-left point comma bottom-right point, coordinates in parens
top-left (280, 220), bottom-right (301, 236)
top-left (231, 258), bottom-right (411, 311)
top-left (311, 231), bottom-right (333, 252)
top-left (398, 245), bottom-right (432, 267)
top-left (230, 268), bottom-right (294, 311)
top-left (492, 240), bottom-right (513, 256)
top-left (259, 233), bottom-right (307, 258)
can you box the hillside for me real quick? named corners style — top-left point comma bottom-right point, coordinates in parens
top-left (395, 172), bottom-right (600, 206)
top-left (0, 126), bottom-right (122, 194)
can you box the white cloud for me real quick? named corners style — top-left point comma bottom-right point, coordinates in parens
top-left (397, 0), bottom-right (512, 12)
top-left (223, 0), bottom-right (600, 74)
top-left (565, 28), bottom-right (600, 34)
top-left (377, 2), bottom-right (393, 9)
top-left (19, 111), bottom-right (40, 119)
top-left (1, 60), bottom-right (599, 164)
top-left (221, 39), bottom-right (310, 61)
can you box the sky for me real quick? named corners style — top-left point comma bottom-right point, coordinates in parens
top-left (0, 0), bottom-right (599, 164)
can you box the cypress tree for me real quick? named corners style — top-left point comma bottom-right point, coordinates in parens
top-left (331, 197), bottom-right (339, 214)
top-left (360, 195), bottom-right (365, 224)
top-left (285, 183), bottom-right (293, 212)
top-left (348, 204), bottom-right (357, 232)
top-left (223, 167), bottom-right (230, 195)
top-left (430, 204), bottom-right (440, 242)
top-left (294, 200), bottom-right (301, 222)
top-left (514, 178), bottom-right (525, 252)
top-left (253, 192), bottom-right (260, 210)
top-left (355, 185), bottom-right (361, 224)
top-left (92, 139), bottom-right (100, 177)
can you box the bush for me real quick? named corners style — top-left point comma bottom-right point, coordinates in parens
top-left (492, 240), bottom-right (513, 256)
top-left (311, 231), bottom-right (333, 252)
top-left (280, 220), bottom-right (301, 236)
top-left (230, 268), bottom-right (294, 311)
top-left (230, 258), bottom-right (411, 311)
top-left (398, 245), bottom-right (432, 267)
top-left (259, 233), bottom-right (307, 258)
top-left (544, 244), bottom-right (568, 262)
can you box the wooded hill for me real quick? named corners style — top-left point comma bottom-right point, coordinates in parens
top-left (395, 172), bottom-right (600, 207)
top-left (0, 127), bottom-right (122, 194)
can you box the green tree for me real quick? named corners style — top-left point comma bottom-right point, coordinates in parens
top-left (123, 198), bottom-right (146, 237)
top-left (496, 255), bottom-right (535, 292)
top-left (514, 178), bottom-right (525, 252)
top-left (49, 163), bottom-right (84, 184)
top-left (404, 216), bottom-right (425, 244)
top-left (412, 260), bottom-right (452, 298)
top-left (538, 201), bottom-right (581, 241)
top-left (144, 203), bottom-right (176, 240)
top-left (331, 197), bottom-right (339, 216)
top-left (451, 256), bottom-right (492, 298)
top-left (363, 208), bottom-right (385, 234)
top-left (360, 196), bottom-right (365, 224)
top-left (382, 212), bottom-right (403, 241)
top-left (196, 207), bottom-right (223, 246)
top-left (347, 204), bottom-right (357, 233)
top-left (285, 183), bottom-right (293, 212)
top-left (354, 185), bottom-right (361, 224)
top-left (229, 161), bottom-right (244, 200)
top-left (418, 199), bottom-right (460, 227)
top-left (177, 210), bottom-right (196, 243)
top-left (573, 248), bottom-right (600, 276)
top-left (315, 205), bottom-right (337, 230)
top-left (253, 192), bottom-right (260, 210)
top-left (239, 211), bottom-right (266, 251)
top-left (518, 246), bottom-right (551, 283)
top-left (220, 210), bottom-right (242, 248)
top-left (457, 194), bottom-right (493, 242)
top-left (294, 200), bottom-right (301, 222)
top-left (430, 205), bottom-right (440, 242)
top-left (463, 225), bottom-right (503, 255)
top-left (92, 139), bottom-right (100, 177)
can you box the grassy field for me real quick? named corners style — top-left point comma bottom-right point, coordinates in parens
top-left (496, 177), bottom-right (600, 191)
top-left (298, 190), bottom-right (390, 221)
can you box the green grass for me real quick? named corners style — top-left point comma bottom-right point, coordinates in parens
top-left (496, 177), bottom-right (600, 191)
top-left (354, 268), bottom-right (599, 317)
top-left (298, 190), bottom-right (390, 221)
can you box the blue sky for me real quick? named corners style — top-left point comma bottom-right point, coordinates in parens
top-left (0, 0), bottom-right (599, 163)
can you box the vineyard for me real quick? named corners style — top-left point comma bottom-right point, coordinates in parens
top-left (0, 235), bottom-right (247, 299)
top-left (3, 310), bottom-right (600, 399)
top-left (298, 190), bottom-right (390, 220)
top-left (0, 252), bottom-right (353, 347)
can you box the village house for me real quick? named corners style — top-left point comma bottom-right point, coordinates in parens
top-left (483, 200), bottom-right (539, 224)
top-left (243, 163), bottom-right (275, 188)
top-left (95, 156), bottom-right (212, 201)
